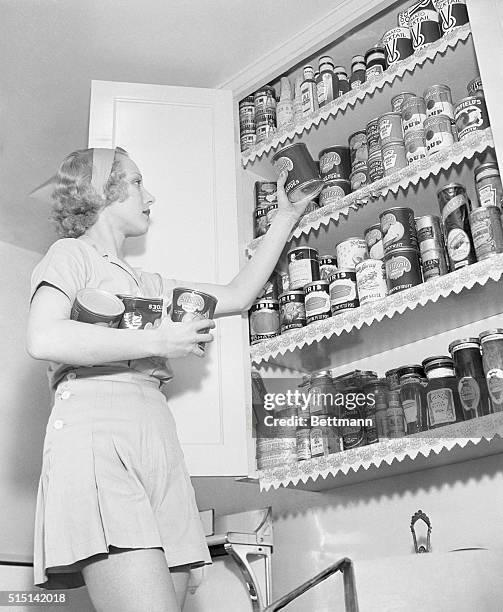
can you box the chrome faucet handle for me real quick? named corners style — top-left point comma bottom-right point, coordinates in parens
top-left (410, 509), bottom-right (432, 553)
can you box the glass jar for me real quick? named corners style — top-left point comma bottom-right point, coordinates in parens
top-left (361, 371), bottom-right (379, 444)
top-left (385, 367), bottom-right (401, 390)
top-left (366, 378), bottom-right (389, 439)
top-left (422, 356), bottom-right (465, 428)
top-left (308, 370), bottom-right (334, 416)
top-left (386, 389), bottom-right (406, 437)
top-left (397, 365), bottom-right (428, 434)
top-left (339, 375), bottom-right (367, 449)
top-left (480, 329), bottom-right (503, 412)
top-left (449, 337), bottom-right (491, 418)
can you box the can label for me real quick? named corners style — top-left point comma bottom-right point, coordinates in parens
top-left (409, 9), bottom-right (441, 50)
top-left (305, 290), bottom-right (331, 323)
top-left (458, 377), bottom-right (481, 414)
top-left (427, 388), bottom-right (456, 426)
top-left (386, 255), bottom-right (411, 280)
top-left (365, 65), bottom-right (384, 79)
top-left (296, 429), bottom-right (311, 461)
top-left (379, 113), bottom-right (403, 146)
top-left (336, 238), bottom-right (368, 269)
top-left (279, 293), bottom-right (306, 332)
top-left (319, 258), bottom-right (338, 281)
top-left (416, 216), bottom-right (444, 251)
top-left (446, 228), bottom-right (471, 264)
top-left (329, 273), bottom-right (358, 313)
top-left (381, 208), bottom-right (418, 252)
top-left (478, 185), bottom-right (499, 208)
top-left (424, 115), bottom-right (455, 154)
top-left (118, 297), bottom-right (163, 330)
top-left (402, 109), bottom-right (426, 135)
top-left (249, 301), bottom-right (280, 344)
top-left (288, 249), bottom-right (320, 289)
top-left (366, 118), bottom-right (380, 152)
top-left (350, 169), bottom-right (368, 191)
top-left (382, 27), bottom-right (413, 65)
top-left (355, 259), bottom-right (387, 304)
top-left (392, 92), bottom-right (415, 113)
top-left (273, 144), bottom-right (323, 201)
top-left (455, 96), bottom-right (490, 140)
top-left (424, 86), bottom-right (454, 119)
top-left (319, 180), bottom-right (350, 206)
top-left (384, 250), bottom-right (422, 293)
top-left (240, 132), bottom-right (256, 151)
top-left (405, 132), bottom-right (428, 163)
top-left (341, 408), bottom-right (366, 449)
top-left (487, 369), bottom-right (503, 406)
top-left (365, 227), bottom-right (384, 260)
top-left (368, 152), bottom-right (384, 182)
top-left (319, 148), bottom-right (350, 182)
top-left (349, 132), bottom-right (368, 168)
top-left (470, 208), bottom-right (503, 260)
top-left (382, 143), bottom-right (407, 175)
top-left (435, 0), bottom-right (469, 34)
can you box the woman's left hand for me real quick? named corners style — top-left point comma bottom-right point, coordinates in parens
top-left (276, 170), bottom-right (317, 221)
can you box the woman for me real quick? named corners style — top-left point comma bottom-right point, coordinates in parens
top-left (27, 146), bottom-right (311, 611)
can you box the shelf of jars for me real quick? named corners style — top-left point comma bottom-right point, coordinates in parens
top-left (256, 413), bottom-right (503, 492)
top-left (247, 128), bottom-right (494, 255)
top-left (241, 24), bottom-right (473, 171)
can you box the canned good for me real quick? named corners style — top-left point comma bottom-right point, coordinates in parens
top-left (408, 1), bottom-right (442, 50)
top-left (424, 84), bottom-right (454, 120)
top-left (455, 96), bottom-right (490, 141)
top-left (287, 247), bottom-right (320, 289)
top-left (416, 214), bottom-right (445, 252)
top-left (310, 414), bottom-right (341, 456)
top-left (355, 259), bottom-right (387, 304)
top-left (272, 143), bottom-right (323, 202)
top-left (391, 91), bottom-right (415, 113)
top-left (366, 117), bottom-right (381, 153)
top-left (382, 141), bottom-right (407, 175)
top-left (319, 255), bottom-right (338, 280)
top-left (449, 336), bottom-right (491, 418)
top-left (117, 295), bottom-right (163, 329)
top-left (296, 427), bottom-right (312, 461)
top-left (255, 112), bottom-right (276, 143)
top-left (467, 76), bottom-right (483, 98)
top-left (171, 288), bottom-right (218, 350)
top-left (350, 166), bottom-right (368, 191)
top-left (434, 0), bottom-right (469, 34)
top-left (364, 46), bottom-right (386, 79)
top-left (475, 163), bottom-right (503, 209)
top-left (266, 203), bottom-right (278, 227)
top-left (318, 146), bottom-right (351, 182)
top-left (378, 112), bottom-right (404, 146)
top-left (336, 237), bottom-right (369, 269)
top-left (384, 247), bottom-right (423, 294)
top-left (279, 272), bottom-right (290, 293)
top-left (254, 181), bottom-right (277, 209)
top-left (279, 291), bottom-right (306, 332)
top-left (304, 280), bottom-right (331, 324)
top-left (254, 207), bottom-right (268, 238)
top-left (437, 183), bottom-right (476, 269)
top-left (368, 150), bottom-right (384, 182)
top-left (249, 299), bottom-right (280, 344)
top-left (328, 269), bottom-right (359, 313)
top-left (421, 247), bottom-right (449, 279)
top-left (424, 114), bottom-right (455, 154)
top-left (348, 130), bottom-right (369, 170)
top-left (240, 131), bottom-right (256, 152)
top-left (239, 96), bottom-right (256, 123)
top-left (319, 179), bottom-right (351, 206)
top-left (364, 224), bottom-right (384, 260)
top-left (382, 27), bottom-right (414, 66)
top-left (469, 206), bottom-right (503, 261)
top-left (71, 288), bottom-right (125, 327)
top-left (404, 130), bottom-right (428, 164)
top-left (401, 95), bottom-right (427, 135)
top-left (380, 207), bottom-right (419, 253)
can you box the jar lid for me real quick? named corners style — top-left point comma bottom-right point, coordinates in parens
top-left (448, 338), bottom-right (481, 353)
top-left (422, 356), bottom-right (454, 371)
top-left (474, 163), bottom-right (500, 180)
top-left (396, 364), bottom-right (426, 379)
top-left (385, 368), bottom-right (399, 377)
top-left (365, 46), bottom-right (385, 61)
top-left (480, 329), bottom-right (503, 342)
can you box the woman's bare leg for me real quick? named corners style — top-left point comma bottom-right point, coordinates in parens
top-left (170, 564), bottom-right (191, 609)
top-left (82, 547), bottom-right (180, 612)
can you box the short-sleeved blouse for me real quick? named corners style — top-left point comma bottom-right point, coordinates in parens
top-left (30, 234), bottom-right (176, 390)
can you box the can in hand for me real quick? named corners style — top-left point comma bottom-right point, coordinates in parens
top-left (170, 288), bottom-right (218, 351)
top-left (71, 288), bottom-right (125, 327)
top-left (117, 295), bottom-right (163, 329)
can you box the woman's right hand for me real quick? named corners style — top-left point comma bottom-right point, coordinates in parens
top-left (153, 317), bottom-right (215, 359)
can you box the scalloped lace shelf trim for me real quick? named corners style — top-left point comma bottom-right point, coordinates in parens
top-left (241, 24), bottom-right (472, 166)
top-left (250, 253), bottom-right (503, 363)
top-left (257, 412), bottom-right (503, 491)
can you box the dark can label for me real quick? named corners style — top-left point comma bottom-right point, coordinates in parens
top-left (249, 299), bottom-right (280, 344)
top-left (318, 146), bottom-right (351, 182)
top-left (254, 181), bottom-right (277, 209)
top-left (381, 207), bottom-right (419, 253)
top-left (254, 207), bottom-right (269, 238)
top-left (435, 0), bottom-right (469, 34)
top-left (364, 224), bottom-right (384, 260)
top-left (384, 248), bottom-right (423, 294)
top-left (437, 183), bottom-right (476, 268)
top-left (272, 143), bottom-right (323, 202)
top-left (455, 96), bottom-right (490, 141)
top-left (279, 291), bottom-right (306, 332)
top-left (328, 270), bottom-right (359, 313)
top-left (341, 407), bottom-right (366, 449)
top-left (71, 289), bottom-right (125, 327)
top-left (117, 295), bottom-right (163, 329)
top-left (382, 27), bottom-right (414, 65)
top-left (319, 179), bottom-right (351, 206)
top-left (348, 131), bottom-right (368, 169)
top-left (287, 247), bottom-right (320, 289)
top-left (366, 117), bottom-right (380, 153)
top-left (408, 4), bottom-right (442, 49)
top-left (421, 248), bottom-right (449, 279)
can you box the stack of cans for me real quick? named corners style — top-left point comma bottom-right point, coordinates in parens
top-left (254, 86), bottom-right (277, 144)
top-left (318, 146), bottom-right (352, 206)
top-left (348, 131), bottom-right (369, 189)
top-left (239, 96), bottom-right (256, 152)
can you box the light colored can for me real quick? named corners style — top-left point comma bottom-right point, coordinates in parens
top-left (364, 224), bottom-right (384, 260)
top-left (416, 214), bottom-right (445, 252)
top-left (249, 299), bottom-right (280, 344)
top-left (240, 132), bottom-right (256, 152)
top-left (348, 130), bottom-right (369, 170)
top-left (319, 255), bottom-right (338, 280)
top-left (382, 141), bottom-right (407, 176)
top-left (401, 95), bottom-right (427, 135)
top-left (287, 247), bottom-right (320, 289)
top-left (319, 179), bottom-right (351, 206)
top-left (404, 130), bottom-right (427, 164)
top-left (469, 206), bottom-right (503, 261)
top-left (391, 91), bottom-right (415, 113)
top-left (304, 280), bottom-right (331, 324)
top-left (378, 112), bottom-right (404, 147)
top-left (434, 0), bottom-right (469, 34)
top-left (424, 84), bottom-right (454, 120)
top-left (455, 96), bottom-right (490, 141)
top-left (328, 269), bottom-right (359, 314)
top-left (355, 259), bottom-right (388, 304)
top-left (424, 114), bottom-right (455, 154)
top-left (421, 247), bottom-right (450, 280)
top-left (475, 163), bottom-right (503, 209)
top-left (366, 117), bottom-right (381, 153)
top-left (336, 237), bottom-right (369, 269)
top-left (368, 149), bottom-right (384, 182)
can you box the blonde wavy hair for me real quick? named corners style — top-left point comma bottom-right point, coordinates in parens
top-left (51, 147), bottom-right (130, 237)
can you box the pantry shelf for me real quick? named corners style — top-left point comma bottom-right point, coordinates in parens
top-left (247, 127), bottom-right (494, 256)
top-left (250, 254), bottom-right (503, 365)
top-left (241, 24), bottom-right (472, 167)
top-left (256, 412), bottom-right (503, 492)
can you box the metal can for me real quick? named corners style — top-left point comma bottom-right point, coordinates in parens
top-left (287, 247), bottom-right (320, 289)
top-left (467, 76), bottom-right (484, 98)
top-left (365, 46), bottom-right (386, 80)
top-left (366, 117), bottom-right (381, 153)
top-left (172, 288), bottom-right (218, 350)
top-left (71, 288), bottom-right (125, 327)
top-left (401, 95), bottom-right (427, 135)
top-left (434, 0), bottom-right (469, 34)
top-left (319, 255), bottom-right (338, 280)
top-left (254, 86), bottom-right (276, 113)
top-left (254, 181), bottom-right (277, 209)
top-left (424, 84), bottom-right (454, 120)
top-left (416, 214), bottom-right (445, 252)
top-left (318, 146), bottom-right (351, 182)
top-left (239, 96), bottom-right (256, 124)
top-left (475, 163), bottom-right (503, 209)
top-left (350, 166), bottom-right (368, 191)
top-left (319, 179), bottom-right (351, 206)
top-left (437, 183), bottom-right (476, 269)
top-left (398, 8), bottom-right (410, 27)
top-left (310, 414), bottom-right (341, 456)
top-left (257, 275), bottom-right (279, 301)
top-left (424, 114), bottom-right (455, 154)
top-left (304, 280), bottom-right (331, 324)
top-left (266, 203), bottom-right (278, 227)
top-left (254, 207), bottom-right (268, 238)
top-left (117, 295), bottom-right (163, 329)
top-left (408, 1), bottom-right (442, 50)
top-left (348, 130), bottom-right (369, 170)
top-left (378, 112), bottom-right (404, 147)
top-left (455, 96), bottom-right (490, 141)
top-left (421, 247), bottom-right (449, 279)
top-left (380, 207), bottom-right (419, 253)
top-left (469, 206), bottom-right (503, 261)
top-left (272, 143), bottom-right (324, 202)
top-left (382, 141), bottom-right (407, 176)
top-left (255, 111), bottom-right (276, 143)
top-left (279, 290), bottom-right (306, 333)
top-left (328, 269), bottom-right (359, 314)
top-left (355, 259), bottom-right (387, 304)
top-left (249, 299), bottom-right (280, 344)
top-left (384, 248), bottom-right (423, 294)
top-left (240, 131), bottom-right (256, 152)
top-left (368, 150), bottom-right (384, 182)
top-left (404, 130), bottom-right (428, 164)
top-left (391, 91), bottom-right (415, 113)
top-left (364, 224), bottom-right (384, 260)
top-left (336, 237), bottom-right (368, 269)
top-left (382, 27), bottom-right (414, 66)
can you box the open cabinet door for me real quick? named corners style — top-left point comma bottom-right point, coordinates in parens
top-left (89, 80), bottom-right (251, 476)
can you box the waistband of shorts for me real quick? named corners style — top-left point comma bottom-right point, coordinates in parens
top-left (58, 367), bottom-right (162, 389)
